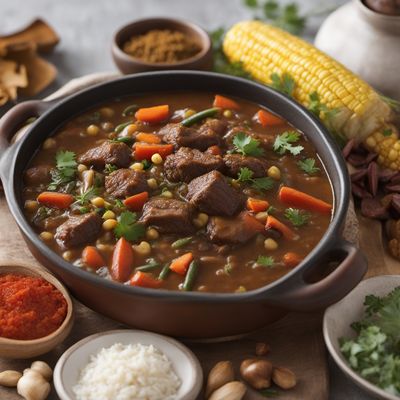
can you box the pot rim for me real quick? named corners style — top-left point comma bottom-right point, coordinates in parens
top-left (2, 71), bottom-right (350, 303)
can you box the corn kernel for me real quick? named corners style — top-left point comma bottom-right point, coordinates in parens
top-left (193, 213), bottom-right (209, 228)
top-left (151, 153), bottom-right (163, 165)
top-left (147, 178), bottom-right (158, 189)
top-left (267, 166), bottom-right (281, 180)
top-left (365, 136), bottom-right (376, 148)
top-left (146, 227), bottom-right (159, 240)
top-left (235, 285), bottom-right (247, 293)
top-left (87, 124), bottom-right (100, 136)
top-left (62, 251), bottom-right (73, 261)
top-left (161, 190), bottom-right (173, 198)
top-left (96, 243), bottom-right (114, 252)
top-left (42, 138), bottom-right (56, 150)
top-left (389, 149), bottom-right (398, 161)
top-left (100, 107), bottom-right (114, 118)
top-left (103, 210), bottom-right (116, 220)
top-left (40, 231), bottom-right (54, 241)
top-left (91, 197), bottom-right (105, 207)
top-left (223, 110), bottom-right (233, 118)
top-left (24, 200), bottom-right (39, 212)
top-left (102, 219), bottom-right (117, 230)
top-left (131, 162), bottom-right (144, 171)
top-left (184, 109), bottom-right (196, 119)
top-left (133, 241), bottom-right (151, 256)
top-left (264, 238), bottom-right (278, 250)
top-left (77, 164), bottom-right (88, 173)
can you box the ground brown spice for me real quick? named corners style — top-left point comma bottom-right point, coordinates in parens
top-left (123, 29), bottom-right (201, 63)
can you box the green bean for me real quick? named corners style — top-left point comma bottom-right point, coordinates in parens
top-left (122, 104), bottom-right (139, 117)
top-left (182, 260), bottom-right (199, 291)
top-left (115, 121), bottom-right (133, 134)
top-left (181, 107), bottom-right (220, 127)
top-left (136, 261), bottom-right (160, 272)
top-left (158, 263), bottom-right (171, 280)
top-left (171, 236), bottom-right (192, 249)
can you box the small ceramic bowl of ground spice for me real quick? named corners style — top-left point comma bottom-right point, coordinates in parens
top-left (112, 17), bottom-right (212, 73)
top-left (0, 264), bottom-right (73, 359)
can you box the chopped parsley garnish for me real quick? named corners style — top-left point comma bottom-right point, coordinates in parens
top-left (383, 128), bottom-right (393, 137)
top-left (297, 158), bottom-right (320, 175)
top-left (114, 199), bottom-right (125, 209)
top-left (142, 159), bottom-right (152, 170)
top-left (114, 211), bottom-right (145, 242)
top-left (284, 208), bottom-right (310, 226)
top-left (308, 91), bottom-right (338, 121)
top-left (273, 131), bottom-right (303, 155)
top-left (104, 163), bottom-right (118, 174)
top-left (237, 167), bottom-right (274, 191)
top-left (256, 255), bottom-right (275, 267)
top-left (75, 187), bottom-right (99, 206)
top-left (270, 72), bottom-right (296, 97)
top-left (48, 150), bottom-right (77, 191)
top-left (340, 287), bottom-right (400, 396)
top-left (267, 205), bottom-right (276, 214)
top-left (233, 132), bottom-right (265, 157)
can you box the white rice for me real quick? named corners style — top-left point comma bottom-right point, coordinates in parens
top-left (73, 343), bottom-right (181, 400)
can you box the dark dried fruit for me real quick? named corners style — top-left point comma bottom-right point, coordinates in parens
top-left (391, 194), bottom-right (400, 215)
top-left (255, 342), bottom-right (270, 356)
top-left (367, 162), bottom-right (378, 196)
top-left (347, 154), bottom-right (368, 168)
top-left (351, 169), bottom-right (368, 182)
top-left (365, 152), bottom-right (378, 164)
top-left (379, 169), bottom-right (397, 183)
top-left (342, 139), bottom-right (355, 159)
top-left (352, 183), bottom-right (372, 199)
top-left (390, 173), bottom-right (400, 184)
top-left (361, 197), bottom-right (389, 219)
top-left (385, 184), bottom-right (400, 193)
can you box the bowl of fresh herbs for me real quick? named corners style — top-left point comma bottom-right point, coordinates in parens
top-left (324, 275), bottom-right (400, 400)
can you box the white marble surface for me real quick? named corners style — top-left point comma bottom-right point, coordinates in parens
top-left (0, 0), bottom-right (376, 399)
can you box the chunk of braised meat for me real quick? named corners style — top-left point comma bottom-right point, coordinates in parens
top-left (105, 169), bottom-right (148, 198)
top-left (186, 170), bottom-right (244, 216)
top-left (224, 126), bottom-right (272, 147)
top-left (78, 141), bottom-right (132, 168)
top-left (24, 165), bottom-right (52, 185)
top-left (139, 198), bottom-right (195, 234)
top-left (160, 119), bottom-right (225, 151)
top-left (206, 212), bottom-right (265, 244)
top-left (55, 213), bottom-right (102, 249)
top-left (164, 147), bottom-right (224, 183)
top-left (223, 154), bottom-right (268, 178)
top-left (199, 118), bottom-right (227, 137)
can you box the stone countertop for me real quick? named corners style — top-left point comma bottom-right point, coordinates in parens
top-left (0, 0), bottom-right (375, 399)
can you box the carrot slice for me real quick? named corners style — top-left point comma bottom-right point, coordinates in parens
top-left (169, 252), bottom-right (194, 275)
top-left (37, 192), bottom-right (74, 209)
top-left (124, 191), bottom-right (149, 211)
top-left (136, 132), bottom-right (161, 144)
top-left (283, 252), bottom-right (303, 268)
top-left (111, 237), bottom-right (134, 282)
top-left (213, 94), bottom-right (240, 110)
top-left (206, 145), bottom-right (222, 156)
top-left (135, 105), bottom-right (169, 124)
top-left (82, 246), bottom-right (105, 270)
top-left (256, 109), bottom-right (284, 127)
top-left (265, 215), bottom-right (298, 240)
top-left (246, 197), bottom-right (270, 213)
top-left (134, 143), bottom-right (174, 160)
top-left (279, 186), bottom-right (332, 215)
top-left (130, 271), bottom-right (162, 288)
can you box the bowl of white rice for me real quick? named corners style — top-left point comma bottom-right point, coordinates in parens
top-left (54, 329), bottom-right (203, 400)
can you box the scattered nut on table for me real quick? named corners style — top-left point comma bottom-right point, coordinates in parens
top-left (240, 358), bottom-right (273, 389)
top-left (208, 381), bottom-right (246, 400)
top-left (205, 360), bottom-right (235, 398)
top-left (0, 370), bottom-right (22, 387)
top-left (272, 366), bottom-right (297, 389)
top-left (255, 342), bottom-right (270, 356)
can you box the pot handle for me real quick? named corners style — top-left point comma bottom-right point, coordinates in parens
top-left (263, 239), bottom-right (367, 310)
top-left (0, 100), bottom-right (54, 155)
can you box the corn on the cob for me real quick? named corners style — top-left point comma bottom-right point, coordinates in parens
top-left (223, 20), bottom-right (400, 169)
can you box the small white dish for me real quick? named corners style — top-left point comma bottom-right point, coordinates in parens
top-left (324, 275), bottom-right (400, 400)
top-left (54, 329), bottom-right (203, 400)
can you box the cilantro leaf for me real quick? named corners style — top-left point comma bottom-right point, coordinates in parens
top-left (48, 150), bottom-right (77, 191)
top-left (114, 211), bottom-right (145, 242)
top-left (273, 131), bottom-right (304, 155)
top-left (297, 158), bottom-right (320, 175)
top-left (233, 132), bottom-right (264, 157)
top-left (256, 256), bottom-right (275, 267)
top-left (284, 208), bottom-right (310, 226)
top-left (104, 163), bottom-right (118, 174)
top-left (383, 129), bottom-right (393, 137)
top-left (75, 187), bottom-right (99, 206)
top-left (308, 91), bottom-right (338, 121)
top-left (270, 73), bottom-right (296, 97)
top-left (237, 168), bottom-right (274, 191)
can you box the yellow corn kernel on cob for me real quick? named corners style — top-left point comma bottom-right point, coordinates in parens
top-left (223, 20), bottom-right (399, 169)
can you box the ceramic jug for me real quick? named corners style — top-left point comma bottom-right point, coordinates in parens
top-left (315, 0), bottom-right (400, 100)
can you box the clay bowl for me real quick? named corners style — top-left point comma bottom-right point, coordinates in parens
top-left (112, 17), bottom-right (212, 74)
top-left (0, 264), bottom-right (73, 359)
